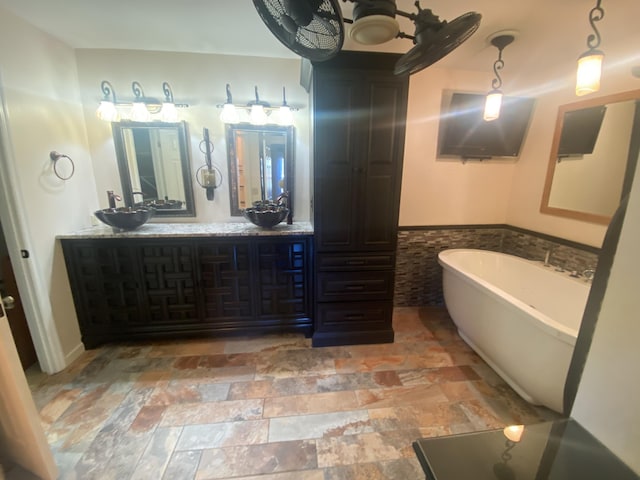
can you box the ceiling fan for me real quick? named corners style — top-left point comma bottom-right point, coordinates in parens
top-left (252, 0), bottom-right (481, 76)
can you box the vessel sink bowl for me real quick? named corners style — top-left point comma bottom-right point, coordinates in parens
top-left (243, 201), bottom-right (288, 228)
top-left (94, 207), bottom-right (154, 231)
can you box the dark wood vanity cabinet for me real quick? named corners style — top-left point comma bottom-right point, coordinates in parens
top-left (307, 52), bottom-right (409, 346)
top-left (61, 235), bottom-right (312, 348)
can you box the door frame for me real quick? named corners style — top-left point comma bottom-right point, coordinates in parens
top-left (1, 298), bottom-right (58, 479)
top-left (0, 72), bottom-right (65, 373)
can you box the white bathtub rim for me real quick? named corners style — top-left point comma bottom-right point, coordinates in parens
top-left (438, 249), bottom-right (582, 347)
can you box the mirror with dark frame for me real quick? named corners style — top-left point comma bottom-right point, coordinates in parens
top-left (540, 89), bottom-right (640, 224)
top-left (226, 124), bottom-right (295, 217)
top-left (112, 121), bottom-right (195, 217)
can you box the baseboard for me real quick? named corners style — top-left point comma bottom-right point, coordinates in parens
top-left (63, 342), bottom-right (85, 368)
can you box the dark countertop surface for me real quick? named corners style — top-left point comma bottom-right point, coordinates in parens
top-left (413, 418), bottom-right (638, 480)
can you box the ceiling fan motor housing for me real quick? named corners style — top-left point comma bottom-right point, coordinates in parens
top-left (350, 0), bottom-right (400, 45)
top-left (352, 0), bottom-right (397, 20)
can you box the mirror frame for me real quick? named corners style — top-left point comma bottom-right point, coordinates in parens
top-left (225, 124), bottom-right (295, 217)
top-left (112, 121), bottom-right (196, 217)
top-left (540, 89), bottom-right (640, 224)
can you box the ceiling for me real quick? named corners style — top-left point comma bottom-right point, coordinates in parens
top-left (0, 0), bottom-right (638, 76)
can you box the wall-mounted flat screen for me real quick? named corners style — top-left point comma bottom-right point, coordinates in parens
top-left (557, 105), bottom-right (607, 158)
top-left (438, 92), bottom-right (535, 159)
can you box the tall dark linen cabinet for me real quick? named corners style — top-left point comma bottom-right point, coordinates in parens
top-left (303, 52), bottom-right (409, 346)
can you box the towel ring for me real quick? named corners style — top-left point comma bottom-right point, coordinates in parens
top-left (50, 151), bottom-right (75, 180)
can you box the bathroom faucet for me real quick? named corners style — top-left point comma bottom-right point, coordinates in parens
top-left (544, 248), bottom-right (553, 267)
top-left (107, 190), bottom-right (122, 209)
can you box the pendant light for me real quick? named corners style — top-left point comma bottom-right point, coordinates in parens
top-left (576, 0), bottom-right (605, 96)
top-left (483, 33), bottom-right (515, 122)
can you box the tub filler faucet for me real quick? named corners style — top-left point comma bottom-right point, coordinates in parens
top-left (582, 269), bottom-right (596, 282)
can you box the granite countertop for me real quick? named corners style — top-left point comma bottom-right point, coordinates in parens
top-left (57, 221), bottom-right (314, 239)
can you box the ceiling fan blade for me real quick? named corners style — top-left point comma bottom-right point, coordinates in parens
top-left (394, 11), bottom-right (481, 76)
top-left (253, 0), bottom-right (345, 61)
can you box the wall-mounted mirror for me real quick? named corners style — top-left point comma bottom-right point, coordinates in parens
top-left (226, 124), bottom-right (294, 217)
top-left (540, 89), bottom-right (640, 224)
top-left (112, 121), bottom-right (195, 217)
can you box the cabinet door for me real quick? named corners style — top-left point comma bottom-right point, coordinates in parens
top-left (137, 241), bottom-right (199, 327)
top-left (254, 238), bottom-right (311, 329)
top-left (62, 240), bottom-right (143, 346)
top-left (313, 70), bottom-right (364, 252)
top-left (196, 240), bottom-right (253, 326)
top-left (358, 75), bottom-right (408, 250)
top-left (313, 69), bottom-right (408, 252)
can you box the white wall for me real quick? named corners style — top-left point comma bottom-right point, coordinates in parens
top-left (74, 49), bottom-right (310, 223)
top-left (400, 48), bottom-right (638, 248)
top-left (399, 68), bottom-right (517, 226)
top-left (0, 8), bottom-right (94, 363)
top-left (571, 149), bottom-right (640, 474)
top-left (505, 66), bottom-right (638, 247)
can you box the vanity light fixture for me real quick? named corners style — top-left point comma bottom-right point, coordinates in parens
top-left (218, 84), bottom-right (299, 126)
top-left (96, 80), bottom-right (188, 122)
top-left (483, 32), bottom-right (515, 122)
top-left (576, 0), bottom-right (605, 96)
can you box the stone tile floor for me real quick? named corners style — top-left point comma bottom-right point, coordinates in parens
top-left (26, 307), bottom-right (559, 479)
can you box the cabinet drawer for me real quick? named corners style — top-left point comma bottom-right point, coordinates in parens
top-left (316, 253), bottom-right (395, 271)
top-left (317, 271), bottom-right (394, 301)
top-left (315, 301), bottom-right (393, 332)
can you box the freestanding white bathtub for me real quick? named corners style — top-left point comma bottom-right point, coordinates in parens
top-left (438, 249), bottom-right (591, 413)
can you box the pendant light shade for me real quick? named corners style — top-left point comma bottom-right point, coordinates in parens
top-left (575, 0), bottom-right (605, 96)
top-left (483, 91), bottom-right (503, 122)
top-left (250, 104), bottom-right (268, 125)
top-left (576, 50), bottom-right (604, 96)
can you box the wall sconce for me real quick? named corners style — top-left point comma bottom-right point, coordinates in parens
top-left (576, 0), bottom-right (605, 96)
top-left (96, 81), bottom-right (188, 122)
top-left (218, 84), bottom-right (298, 126)
top-left (483, 32), bottom-right (515, 122)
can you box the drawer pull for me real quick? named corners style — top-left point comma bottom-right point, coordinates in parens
top-left (344, 314), bottom-right (365, 320)
top-left (346, 260), bottom-right (366, 265)
top-left (345, 285), bottom-right (365, 291)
